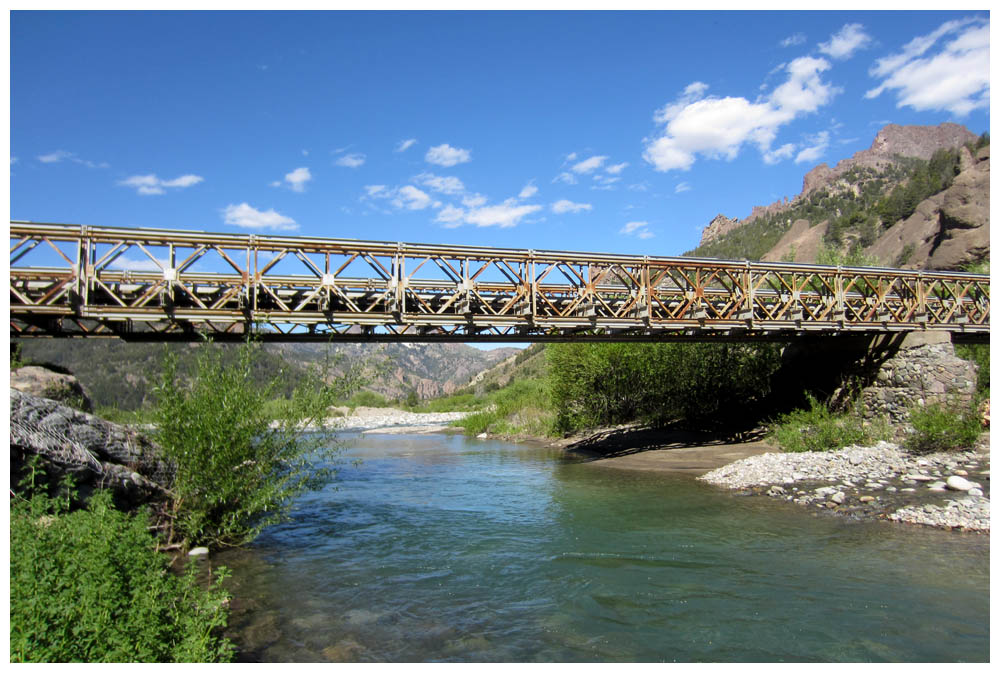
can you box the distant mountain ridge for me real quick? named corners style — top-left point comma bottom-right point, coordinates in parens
top-left (15, 340), bottom-right (520, 411)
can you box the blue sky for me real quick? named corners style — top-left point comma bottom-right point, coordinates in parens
top-left (10, 10), bottom-right (991, 261)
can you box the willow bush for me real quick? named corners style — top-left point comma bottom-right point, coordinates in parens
top-left (547, 342), bottom-right (782, 434)
top-left (152, 339), bottom-right (365, 549)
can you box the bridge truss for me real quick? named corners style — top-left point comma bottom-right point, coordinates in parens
top-left (9, 222), bottom-right (990, 343)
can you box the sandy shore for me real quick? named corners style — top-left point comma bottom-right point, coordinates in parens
top-left (558, 424), bottom-right (779, 474)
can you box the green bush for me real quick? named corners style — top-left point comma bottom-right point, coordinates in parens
top-left (152, 339), bottom-right (363, 548)
top-left (453, 377), bottom-right (554, 437)
top-left (345, 389), bottom-right (391, 408)
top-left (547, 342), bottom-right (781, 433)
top-left (769, 396), bottom-right (892, 453)
top-left (10, 489), bottom-right (233, 662)
top-left (904, 399), bottom-right (983, 453)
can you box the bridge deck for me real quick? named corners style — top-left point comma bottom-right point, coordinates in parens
top-left (9, 222), bottom-right (990, 343)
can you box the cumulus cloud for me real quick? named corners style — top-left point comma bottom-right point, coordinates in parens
top-left (674, 182), bottom-right (692, 194)
top-left (393, 185), bottom-right (433, 210)
top-left (818, 23), bottom-right (872, 60)
top-left (462, 193), bottom-right (487, 208)
top-left (223, 203), bottom-right (298, 231)
top-left (605, 162), bottom-right (628, 175)
top-left (414, 172), bottom-right (465, 195)
top-left (120, 173), bottom-right (204, 195)
top-left (271, 167), bottom-right (312, 192)
top-left (643, 57), bottom-right (838, 172)
top-left (866, 18), bottom-right (989, 116)
top-left (396, 138), bottom-right (417, 152)
top-left (519, 183), bottom-right (538, 199)
top-left (436, 204), bottom-right (466, 227)
top-left (464, 199), bottom-right (542, 228)
top-left (551, 199), bottom-right (592, 214)
top-left (620, 221), bottom-right (654, 239)
top-left (336, 153), bottom-right (366, 168)
top-left (425, 143), bottom-right (471, 167)
top-left (763, 143), bottom-right (797, 165)
top-left (572, 155), bottom-right (608, 174)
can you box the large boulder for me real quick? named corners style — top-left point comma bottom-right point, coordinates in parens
top-left (10, 365), bottom-right (93, 412)
top-left (10, 389), bottom-right (174, 508)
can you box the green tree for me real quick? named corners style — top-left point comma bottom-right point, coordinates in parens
top-left (152, 339), bottom-right (364, 548)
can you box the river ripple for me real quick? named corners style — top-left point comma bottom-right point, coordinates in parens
top-left (215, 432), bottom-right (989, 663)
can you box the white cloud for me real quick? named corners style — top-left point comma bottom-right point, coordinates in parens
top-left (109, 255), bottom-right (171, 272)
top-left (551, 199), bottom-right (592, 214)
top-left (414, 172), bottom-right (465, 195)
top-left (37, 150), bottom-right (109, 168)
top-left (780, 33), bottom-right (806, 48)
top-left (565, 152), bottom-right (578, 162)
top-left (393, 185), bottom-right (433, 210)
top-left (119, 173), bottom-right (203, 195)
top-left (336, 153), bottom-right (366, 168)
top-left (620, 221), bottom-right (654, 238)
top-left (464, 200), bottom-right (542, 228)
top-left (818, 23), bottom-right (872, 60)
top-left (572, 155), bottom-right (607, 174)
top-left (223, 203), bottom-right (298, 231)
top-left (436, 204), bottom-right (466, 227)
top-left (553, 172), bottom-right (577, 185)
top-left (519, 183), bottom-right (538, 199)
top-left (795, 131), bottom-right (830, 164)
top-left (866, 18), bottom-right (989, 116)
top-left (763, 143), bottom-right (797, 165)
top-left (605, 162), bottom-right (628, 175)
top-left (276, 167), bottom-right (312, 192)
top-left (396, 138), bottom-right (417, 152)
top-left (364, 184), bottom-right (388, 197)
top-left (674, 182), bottom-right (692, 194)
top-left (462, 193), bottom-right (487, 208)
top-left (425, 143), bottom-right (471, 167)
top-left (644, 56), bottom-right (838, 172)
top-left (38, 150), bottom-right (73, 163)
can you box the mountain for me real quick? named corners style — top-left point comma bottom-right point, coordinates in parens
top-left (13, 339), bottom-right (520, 410)
top-left (689, 123), bottom-right (990, 271)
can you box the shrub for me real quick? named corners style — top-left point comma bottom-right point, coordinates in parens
top-left (769, 396), bottom-right (892, 453)
top-left (547, 342), bottom-right (781, 434)
top-left (904, 399), bottom-right (983, 453)
top-left (10, 488), bottom-right (233, 662)
top-left (453, 377), bottom-right (554, 437)
top-left (152, 339), bottom-right (363, 548)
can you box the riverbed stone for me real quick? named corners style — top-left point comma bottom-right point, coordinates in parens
top-left (946, 475), bottom-right (974, 491)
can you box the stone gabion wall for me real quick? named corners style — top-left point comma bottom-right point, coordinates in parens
top-left (861, 339), bottom-right (979, 423)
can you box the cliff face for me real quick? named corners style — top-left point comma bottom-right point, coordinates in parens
top-left (696, 123), bottom-right (988, 269)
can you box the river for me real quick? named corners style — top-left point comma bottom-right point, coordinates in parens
top-left (215, 431), bottom-right (989, 663)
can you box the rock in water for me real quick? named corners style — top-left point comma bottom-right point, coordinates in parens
top-left (946, 475), bottom-right (974, 491)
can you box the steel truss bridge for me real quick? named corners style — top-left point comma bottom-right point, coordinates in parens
top-left (9, 222), bottom-right (990, 343)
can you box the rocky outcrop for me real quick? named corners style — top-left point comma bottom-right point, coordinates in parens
top-left (696, 123), bottom-right (981, 256)
top-left (699, 214), bottom-right (741, 246)
top-left (10, 365), bottom-right (93, 412)
top-left (10, 389), bottom-right (173, 506)
top-left (865, 144), bottom-right (990, 270)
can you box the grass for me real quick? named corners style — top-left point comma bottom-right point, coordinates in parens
top-left (451, 377), bottom-right (556, 438)
top-left (769, 396), bottom-right (892, 453)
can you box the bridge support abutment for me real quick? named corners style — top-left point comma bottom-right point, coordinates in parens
top-left (770, 331), bottom-right (980, 425)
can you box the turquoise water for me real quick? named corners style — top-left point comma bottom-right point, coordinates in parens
top-left (216, 432), bottom-right (989, 662)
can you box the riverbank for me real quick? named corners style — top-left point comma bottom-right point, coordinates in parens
top-left (325, 406), bottom-right (471, 433)
top-left (700, 435), bottom-right (990, 533)
top-left (503, 421), bottom-right (990, 533)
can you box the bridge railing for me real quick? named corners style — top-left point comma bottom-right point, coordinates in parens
top-left (9, 221), bottom-right (990, 342)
